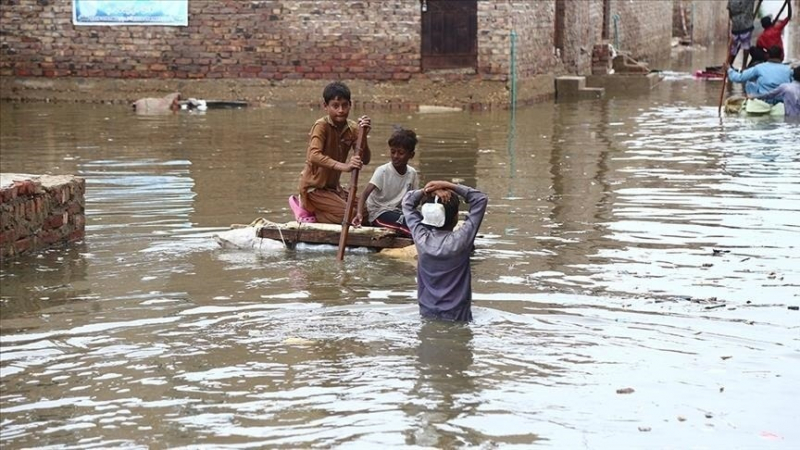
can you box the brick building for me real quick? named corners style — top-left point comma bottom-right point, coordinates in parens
top-left (0, 0), bottom-right (729, 108)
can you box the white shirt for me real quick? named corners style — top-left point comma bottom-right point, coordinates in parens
top-left (366, 162), bottom-right (418, 223)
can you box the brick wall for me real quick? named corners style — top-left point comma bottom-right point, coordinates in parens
top-left (0, 0), bottom-right (700, 83)
top-left (0, 175), bottom-right (85, 261)
top-left (673, 0), bottom-right (729, 47)
top-left (0, 0), bottom-right (730, 107)
top-left (605, 0), bottom-right (674, 64)
top-left (0, 0), bottom-right (426, 81)
top-left (2, 0), bottom-right (536, 82)
top-left (560, 0), bottom-right (605, 74)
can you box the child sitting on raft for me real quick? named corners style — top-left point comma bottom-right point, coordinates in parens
top-left (353, 127), bottom-right (419, 236)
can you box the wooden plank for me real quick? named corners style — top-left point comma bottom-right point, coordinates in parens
top-left (256, 223), bottom-right (413, 249)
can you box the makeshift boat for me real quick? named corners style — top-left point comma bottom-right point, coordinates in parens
top-left (256, 220), bottom-right (413, 250)
top-left (214, 218), bottom-right (415, 256)
top-left (724, 96), bottom-right (785, 116)
top-left (693, 66), bottom-right (724, 80)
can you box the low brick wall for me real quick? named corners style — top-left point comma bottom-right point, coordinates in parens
top-left (0, 174), bottom-right (85, 261)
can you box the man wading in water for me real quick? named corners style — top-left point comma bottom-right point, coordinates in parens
top-left (402, 181), bottom-right (488, 322)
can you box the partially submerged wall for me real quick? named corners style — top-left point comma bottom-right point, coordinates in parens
top-left (0, 0), bottom-right (729, 107)
top-left (673, 0), bottom-right (730, 47)
top-left (606, 0), bottom-right (674, 64)
top-left (0, 174), bottom-right (86, 261)
top-left (0, 1), bottom-right (526, 84)
top-left (0, 0), bottom-right (553, 107)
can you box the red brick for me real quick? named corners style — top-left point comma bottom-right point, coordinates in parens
top-left (45, 212), bottom-right (67, 229)
top-left (71, 215), bottom-right (86, 229)
top-left (41, 230), bottom-right (62, 245)
top-left (0, 230), bottom-right (17, 245)
top-left (68, 229), bottom-right (85, 242)
top-left (1, 186), bottom-right (18, 202)
top-left (67, 202), bottom-right (82, 214)
top-left (14, 238), bottom-right (32, 254)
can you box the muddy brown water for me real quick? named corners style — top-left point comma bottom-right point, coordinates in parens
top-left (1, 49), bottom-right (799, 448)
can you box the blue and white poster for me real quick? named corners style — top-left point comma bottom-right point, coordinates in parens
top-left (73, 0), bottom-right (188, 26)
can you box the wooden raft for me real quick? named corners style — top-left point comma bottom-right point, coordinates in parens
top-left (256, 221), bottom-right (413, 249)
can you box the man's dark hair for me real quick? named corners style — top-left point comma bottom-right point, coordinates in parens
top-left (421, 191), bottom-right (460, 230)
top-left (388, 128), bottom-right (418, 153)
top-left (793, 66), bottom-right (800, 82)
top-left (323, 81), bottom-right (351, 104)
top-left (767, 45), bottom-right (782, 59)
top-left (761, 15), bottom-right (773, 29)
top-left (749, 46), bottom-right (767, 63)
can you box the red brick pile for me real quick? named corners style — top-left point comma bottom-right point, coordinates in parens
top-left (0, 175), bottom-right (85, 260)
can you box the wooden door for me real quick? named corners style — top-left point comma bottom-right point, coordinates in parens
top-left (421, 0), bottom-right (477, 71)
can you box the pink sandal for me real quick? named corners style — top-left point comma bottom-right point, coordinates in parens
top-left (289, 195), bottom-right (316, 223)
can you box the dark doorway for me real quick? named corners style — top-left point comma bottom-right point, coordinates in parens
top-left (602, 0), bottom-right (611, 39)
top-left (421, 0), bottom-right (477, 71)
top-left (554, 0), bottom-right (566, 54)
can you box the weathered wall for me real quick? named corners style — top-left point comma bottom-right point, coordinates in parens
top-left (790, 0), bottom-right (800, 61)
top-left (561, 0), bottom-right (605, 74)
top-left (483, 0), bottom-right (559, 79)
top-left (673, 0), bottom-right (729, 46)
top-left (1, 0), bottom-right (558, 83)
top-left (0, 0), bottom-right (425, 81)
top-left (0, 174), bottom-right (86, 261)
top-left (1, 0), bottom-right (560, 107)
top-left (605, 0), bottom-right (674, 64)
top-left (0, 0), bottom-right (728, 107)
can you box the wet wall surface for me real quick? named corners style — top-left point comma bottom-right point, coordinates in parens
top-left (1, 50), bottom-right (799, 448)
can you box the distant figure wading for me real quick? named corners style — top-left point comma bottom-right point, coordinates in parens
top-left (132, 92), bottom-right (181, 114)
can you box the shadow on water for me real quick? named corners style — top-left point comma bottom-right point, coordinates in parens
top-left (1, 49), bottom-right (799, 447)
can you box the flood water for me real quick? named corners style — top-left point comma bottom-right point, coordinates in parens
top-left (1, 48), bottom-right (799, 448)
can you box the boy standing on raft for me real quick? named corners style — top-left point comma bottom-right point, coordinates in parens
top-left (402, 181), bottom-right (488, 322)
top-left (727, 0), bottom-right (756, 68)
top-left (292, 81), bottom-right (372, 224)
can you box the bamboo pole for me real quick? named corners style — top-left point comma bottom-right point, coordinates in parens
top-left (336, 126), bottom-right (366, 261)
top-left (718, 22), bottom-right (733, 117)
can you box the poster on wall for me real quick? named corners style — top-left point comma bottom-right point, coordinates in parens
top-left (73, 0), bottom-right (188, 26)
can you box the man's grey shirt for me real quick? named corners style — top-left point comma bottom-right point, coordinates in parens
top-left (402, 185), bottom-right (488, 322)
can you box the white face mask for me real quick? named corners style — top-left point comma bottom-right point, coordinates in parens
top-left (421, 195), bottom-right (446, 227)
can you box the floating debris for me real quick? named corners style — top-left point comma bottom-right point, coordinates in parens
top-left (616, 387), bottom-right (635, 394)
top-left (705, 304), bottom-right (727, 310)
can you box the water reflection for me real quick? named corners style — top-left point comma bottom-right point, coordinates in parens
top-left (405, 320), bottom-right (478, 447)
top-left (0, 244), bottom-right (90, 321)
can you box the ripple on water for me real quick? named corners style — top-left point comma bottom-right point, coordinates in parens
top-left (1, 88), bottom-right (799, 447)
